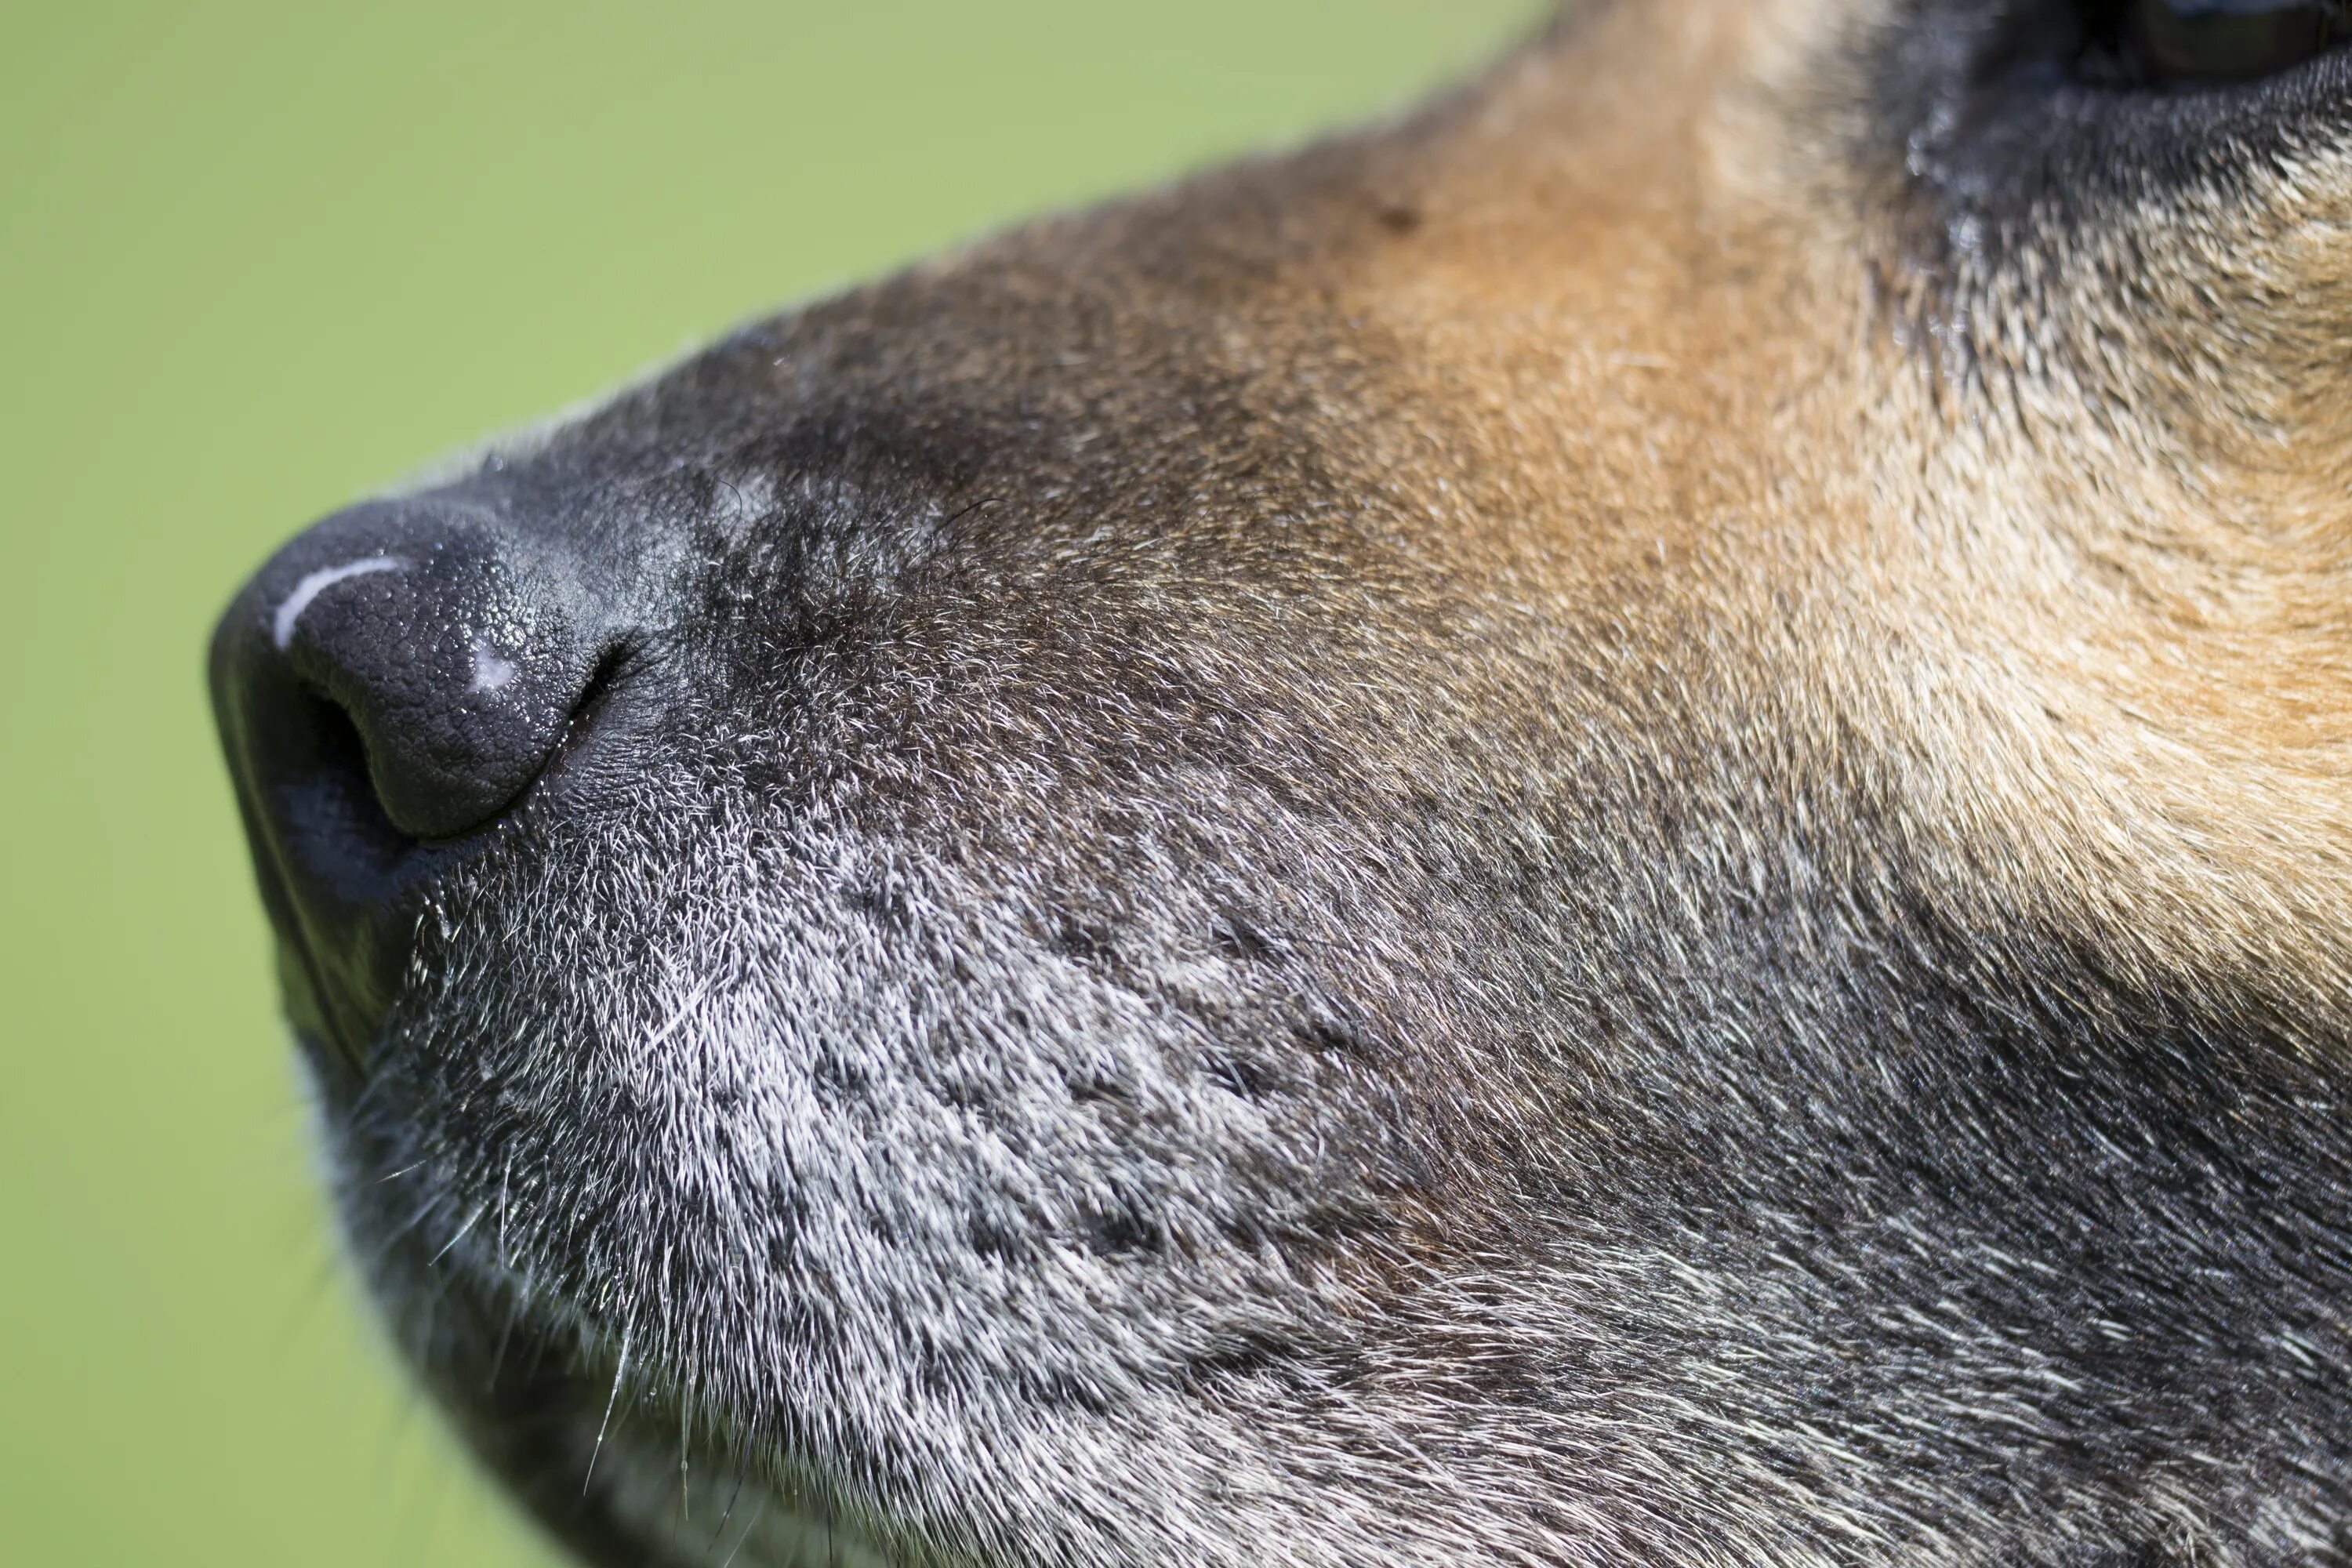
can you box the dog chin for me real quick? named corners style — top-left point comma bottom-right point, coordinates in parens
top-left (586, 1426), bottom-right (899, 1568)
top-left (475, 1331), bottom-right (902, 1568)
top-left (336, 1152), bottom-right (904, 1568)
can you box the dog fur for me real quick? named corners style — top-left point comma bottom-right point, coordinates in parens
top-left (213, 2), bottom-right (2352, 1563)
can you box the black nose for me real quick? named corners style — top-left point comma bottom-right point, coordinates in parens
top-left (213, 495), bottom-right (612, 846)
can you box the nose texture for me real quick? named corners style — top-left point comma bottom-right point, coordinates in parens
top-left (220, 497), bottom-right (614, 844)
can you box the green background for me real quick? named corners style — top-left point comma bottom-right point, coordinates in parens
top-left (0, 3), bottom-right (1537, 1564)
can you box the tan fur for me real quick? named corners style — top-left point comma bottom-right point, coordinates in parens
top-left (1229, 0), bottom-right (2352, 1002)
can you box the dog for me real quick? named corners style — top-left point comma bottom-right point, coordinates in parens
top-left (209, 2), bottom-right (2352, 1563)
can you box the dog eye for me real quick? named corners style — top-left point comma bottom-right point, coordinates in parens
top-left (2082, 0), bottom-right (2352, 85)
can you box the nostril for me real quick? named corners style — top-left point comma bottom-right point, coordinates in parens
top-left (281, 688), bottom-right (421, 883)
top-left (528, 641), bottom-right (634, 788)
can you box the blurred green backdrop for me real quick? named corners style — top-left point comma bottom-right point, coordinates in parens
top-left (0, 2), bottom-right (1539, 1564)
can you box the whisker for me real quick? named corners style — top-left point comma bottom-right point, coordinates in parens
top-left (428, 1203), bottom-right (488, 1268)
top-left (584, 1323), bottom-right (633, 1493)
top-left (364, 1194), bottom-right (451, 1274)
top-left (496, 1152), bottom-right (514, 1268)
top-left (271, 1243), bottom-right (345, 1350)
top-left (484, 1293), bottom-right (524, 1395)
top-left (717, 1494), bottom-right (768, 1568)
top-left (706, 1463), bottom-right (747, 1555)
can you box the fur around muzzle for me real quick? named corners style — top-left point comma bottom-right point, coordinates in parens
top-left (212, 3), bottom-right (2352, 1564)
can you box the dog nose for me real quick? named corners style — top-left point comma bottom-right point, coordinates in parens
top-left (213, 497), bottom-right (611, 844)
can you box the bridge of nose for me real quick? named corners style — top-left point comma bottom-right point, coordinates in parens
top-left (222, 494), bottom-right (615, 842)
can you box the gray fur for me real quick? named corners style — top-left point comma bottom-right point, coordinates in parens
top-left (216, 5), bottom-right (2352, 1564)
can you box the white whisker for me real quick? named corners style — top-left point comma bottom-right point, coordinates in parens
top-left (584, 1323), bottom-right (633, 1493)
